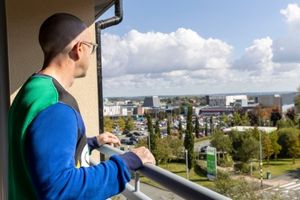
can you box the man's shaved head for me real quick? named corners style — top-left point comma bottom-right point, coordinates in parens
top-left (39, 13), bottom-right (87, 67)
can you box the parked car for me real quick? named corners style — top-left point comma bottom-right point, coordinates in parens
top-left (130, 136), bottom-right (139, 143)
top-left (200, 145), bottom-right (209, 153)
top-left (126, 133), bottom-right (133, 137)
top-left (122, 129), bottom-right (130, 135)
top-left (121, 138), bottom-right (136, 145)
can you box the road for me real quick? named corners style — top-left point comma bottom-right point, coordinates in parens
top-left (194, 139), bottom-right (210, 152)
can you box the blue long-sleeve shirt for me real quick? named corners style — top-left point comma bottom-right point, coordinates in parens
top-left (9, 75), bottom-right (142, 200)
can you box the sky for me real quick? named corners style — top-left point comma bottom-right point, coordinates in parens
top-left (99, 0), bottom-right (300, 97)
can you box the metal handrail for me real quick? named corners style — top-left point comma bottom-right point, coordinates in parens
top-left (96, 145), bottom-right (231, 200)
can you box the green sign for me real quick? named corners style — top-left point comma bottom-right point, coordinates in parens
top-left (207, 147), bottom-right (217, 180)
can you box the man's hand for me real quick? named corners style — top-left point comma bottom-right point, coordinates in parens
top-left (96, 132), bottom-right (121, 147)
top-left (131, 147), bottom-right (156, 165)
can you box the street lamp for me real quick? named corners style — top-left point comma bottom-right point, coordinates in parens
top-left (259, 130), bottom-right (263, 189)
top-left (185, 149), bottom-right (189, 179)
top-left (148, 133), bottom-right (151, 152)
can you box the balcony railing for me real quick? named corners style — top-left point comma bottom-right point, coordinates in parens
top-left (92, 145), bottom-right (231, 200)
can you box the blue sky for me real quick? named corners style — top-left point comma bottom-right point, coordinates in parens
top-left (100, 1), bottom-right (300, 97)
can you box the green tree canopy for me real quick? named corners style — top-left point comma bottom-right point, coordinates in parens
top-left (270, 131), bottom-right (281, 160)
top-left (236, 135), bottom-right (259, 162)
top-left (184, 105), bottom-right (194, 170)
top-left (277, 128), bottom-right (300, 164)
top-left (210, 130), bottom-right (232, 156)
top-left (178, 120), bottom-right (183, 140)
top-left (262, 133), bottom-right (274, 165)
top-left (167, 119), bottom-right (171, 136)
top-left (125, 117), bottom-right (134, 131)
top-left (195, 116), bottom-right (200, 138)
top-left (117, 117), bottom-right (126, 131)
top-left (155, 120), bottom-right (161, 138)
top-left (104, 116), bottom-right (113, 132)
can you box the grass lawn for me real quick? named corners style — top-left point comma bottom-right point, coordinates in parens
top-left (140, 162), bottom-right (215, 190)
top-left (253, 158), bottom-right (300, 178)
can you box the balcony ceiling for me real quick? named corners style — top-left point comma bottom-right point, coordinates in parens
top-left (95, 0), bottom-right (115, 18)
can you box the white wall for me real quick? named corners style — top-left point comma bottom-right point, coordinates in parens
top-left (6, 0), bottom-right (99, 136)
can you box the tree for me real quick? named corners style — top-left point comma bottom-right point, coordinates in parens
top-left (146, 114), bottom-right (156, 154)
top-left (236, 134), bottom-right (259, 162)
top-left (155, 120), bottom-right (161, 138)
top-left (184, 105), bottom-right (194, 170)
top-left (270, 131), bottom-right (281, 160)
top-left (287, 132), bottom-right (300, 164)
top-left (117, 117), bottom-right (126, 131)
top-left (232, 112), bottom-right (242, 126)
top-left (228, 130), bottom-right (243, 161)
top-left (210, 130), bottom-right (232, 160)
top-left (104, 116), bottom-right (113, 132)
top-left (167, 119), bottom-right (171, 136)
top-left (168, 137), bottom-right (183, 158)
top-left (248, 111), bottom-right (259, 126)
top-left (125, 117), bottom-right (134, 131)
top-left (178, 120), bottom-right (183, 140)
top-left (270, 109), bottom-right (282, 127)
top-left (210, 116), bottom-right (213, 134)
top-left (262, 133), bottom-right (274, 165)
top-left (241, 113), bottom-right (250, 126)
top-left (205, 118), bottom-right (208, 136)
top-left (229, 128), bottom-right (260, 163)
top-left (155, 138), bottom-right (172, 164)
top-left (277, 118), bottom-right (294, 129)
top-left (277, 128), bottom-right (300, 163)
top-left (214, 173), bottom-right (260, 200)
top-left (195, 116), bottom-right (200, 138)
top-left (286, 108), bottom-right (296, 122)
top-left (220, 113), bottom-right (229, 127)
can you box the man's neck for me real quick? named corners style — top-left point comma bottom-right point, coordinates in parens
top-left (39, 65), bottom-right (74, 89)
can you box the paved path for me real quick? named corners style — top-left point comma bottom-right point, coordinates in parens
top-left (261, 169), bottom-right (300, 198)
top-left (263, 169), bottom-right (300, 187)
top-left (115, 181), bottom-right (184, 200)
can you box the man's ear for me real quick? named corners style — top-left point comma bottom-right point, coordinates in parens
top-left (69, 42), bottom-right (81, 61)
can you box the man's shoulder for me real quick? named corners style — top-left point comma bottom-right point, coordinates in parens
top-left (14, 75), bottom-right (59, 108)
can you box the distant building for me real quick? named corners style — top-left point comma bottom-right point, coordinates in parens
top-left (280, 92), bottom-right (297, 105)
top-left (143, 96), bottom-right (161, 108)
top-left (223, 126), bottom-right (277, 133)
top-left (103, 105), bottom-right (127, 116)
top-left (134, 106), bottom-right (144, 115)
top-left (257, 94), bottom-right (282, 111)
top-left (199, 107), bottom-right (234, 116)
top-left (209, 95), bottom-right (248, 107)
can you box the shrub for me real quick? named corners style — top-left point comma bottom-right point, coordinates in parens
top-left (218, 154), bottom-right (234, 167)
top-left (234, 163), bottom-right (251, 174)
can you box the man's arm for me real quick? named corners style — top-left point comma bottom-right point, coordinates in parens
top-left (25, 103), bottom-right (131, 200)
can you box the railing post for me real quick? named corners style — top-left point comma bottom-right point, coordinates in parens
top-left (134, 172), bottom-right (140, 192)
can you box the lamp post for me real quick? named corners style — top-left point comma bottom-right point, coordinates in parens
top-left (259, 130), bottom-right (263, 189)
top-left (185, 149), bottom-right (189, 179)
top-left (148, 133), bottom-right (151, 152)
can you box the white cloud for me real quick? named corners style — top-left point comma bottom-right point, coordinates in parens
top-left (280, 4), bottom-right (300, 25)
top-left (102, 28), bottom-right (233, 77)
top-left (273, 3), bottom-right (300, 63)
top-left (235, 37), bottom-right (274, 74)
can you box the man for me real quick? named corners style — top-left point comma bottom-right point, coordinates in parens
top-left (8, 13), bottom-right (155, 200)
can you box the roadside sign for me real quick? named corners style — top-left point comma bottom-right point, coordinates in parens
top-left (207, 146), bottom-right (217, 180)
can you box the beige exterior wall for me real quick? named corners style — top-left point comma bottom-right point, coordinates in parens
top-left (6, 0), bottom-right (100, 136)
